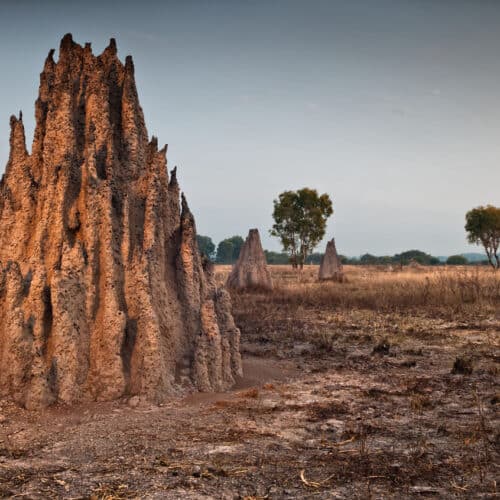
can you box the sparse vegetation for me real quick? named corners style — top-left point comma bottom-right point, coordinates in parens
top-left (1, 264), bottom-right (498, 498)
top-left (210, 264), bottom-right (500, 497)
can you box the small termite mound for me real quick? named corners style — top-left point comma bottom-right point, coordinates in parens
top-left (318, 238), bottom-right (345, 282)
top-left (226, 229), bottom-right (273, 291)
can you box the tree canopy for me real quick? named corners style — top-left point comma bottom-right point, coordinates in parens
top-left (215, 236), bottom-right (244, 264)
top-left (196, 235), bottom-right (215, 260)
top-left (465, 205), bottom-right (500, 269)
top-left (264, 250), bottom-right (290, 265)
top-left (393, 250), bottom-right (440, 266)
top-left (270, 188), bottom-right (333, 269)
top-left (446, 255), bottom-right (468, 265)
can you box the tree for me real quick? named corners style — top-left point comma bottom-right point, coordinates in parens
top-left (216, 240), bottom-right (233, 264)
top-left (305, 252), bottom-right (324, 265)
top-left (360, 253), bottom-right (379, 265)
top-left (196, 235), bottom-right (215, 260)
top-left (270, 188), bottom-right (333, 269)
top-left (446, 255), bottom-right (468, 265)
top-left (465, 205), bottom-right (500, 269)
top-left (392, 250), bottom-right (439, 266)
top-left (227, 236), bottom-right (244, 262)
top-left (215, 236), bottom-right (244, 264)
top-left (264, 250), bottom-right (290, 265)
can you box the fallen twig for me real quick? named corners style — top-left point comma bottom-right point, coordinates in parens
top-left (300, 469), bottom-right (335, 488)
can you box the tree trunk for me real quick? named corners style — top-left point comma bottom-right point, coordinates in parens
top-left (484, 246), bottom-right (496, 269)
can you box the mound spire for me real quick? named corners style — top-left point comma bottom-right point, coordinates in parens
top-left (318, 238), bottom-right (345, 282)
top-left (226, 229), bottom-right (273, 291)
top-left (0, 35), bottom-right (242, 409)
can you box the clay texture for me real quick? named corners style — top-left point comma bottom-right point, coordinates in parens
top-left (0, 35), bottom-right (242, 409)
top-left (318, 238), bottom-right (345, 282)
top-left (227, 229), bottom-right (273, 290)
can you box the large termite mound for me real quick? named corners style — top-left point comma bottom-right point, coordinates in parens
top-left (226, 229), bottom-right (273, 291)
top-left (318, 238), bottom-right (345, 282)
top-left (0, 34), bottom-right (242, 409)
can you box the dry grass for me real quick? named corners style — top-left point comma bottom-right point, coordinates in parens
top-left (0, 264), bottom-right (497, 498)
top-left (217, 264), bottom-right (499, 318)
top-left (213, 263), bottom-right (499, 497)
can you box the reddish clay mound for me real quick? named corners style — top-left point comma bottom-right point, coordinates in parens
top-left (319, 238), bottom-right (345, 282)
top-left (227, 229), bottom-right (273, 291)
top-left (0, 34), bottom-right (242, 409)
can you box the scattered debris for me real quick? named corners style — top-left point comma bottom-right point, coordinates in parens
top-left (451, 356), bottom-right (474, 375)
top-left (372, 338), bottom-right (391, 356)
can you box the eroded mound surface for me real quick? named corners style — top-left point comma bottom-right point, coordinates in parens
top-left (319, 238), bottom-right (345, 282)
top-left (226, 229), bottom-right (273, 291)
top-left (0, 35), bottom-right (242, 409)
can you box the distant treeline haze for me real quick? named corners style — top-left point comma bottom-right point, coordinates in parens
top-left (196, 236), bottom-right (487, 266)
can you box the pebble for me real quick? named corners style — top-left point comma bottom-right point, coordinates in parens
top-left (128, 396), bottom-right (140, 408)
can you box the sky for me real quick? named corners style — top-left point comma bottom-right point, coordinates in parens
top-left (0, 0), bottom-right (499, 257)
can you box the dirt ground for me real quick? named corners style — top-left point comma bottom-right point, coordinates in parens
top-left (0, 265), bottom-right (498, 499)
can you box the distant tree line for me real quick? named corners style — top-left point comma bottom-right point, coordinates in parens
top-left (195, 203), bottom-right (499, 268)
top-left (196, 235), bottom-right (244, 264)
top-left (196, 235), bottom-right (486, 267)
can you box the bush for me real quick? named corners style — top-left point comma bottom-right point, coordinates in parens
top-left (216, 236), bottom-right (244, 264)
top-left (264, 250), bottom-right (290, 265)
top-left (446, 255), bottom-right (468, 266)
top-left (196, 235), bottom-right (215, 260)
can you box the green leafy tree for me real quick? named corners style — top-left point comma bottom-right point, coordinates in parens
top-left (465, 205), bottom-right (500, 269)
top-left (216, 240), bottom-right (233, 264)
top-left (270, 188), bottom-right (333, 269)
top-left (227, 235), bottom-right (244, 262)
top-left (215, 236), bottom-right (244, 264)
top-left (360, 253), bottom-right (380, 265)
top-left (446, 255), bottom-right (468, 265)
top-left (305, 252), bottom-right (323, 265)
top-left (392, 250), bottom-right (439, 266)
top-left (196, 235), bottom-right (215, 260)
top-left (360, 254), bottom-right (390, 265)
top-left (264, 250), bottom-right (290, 265)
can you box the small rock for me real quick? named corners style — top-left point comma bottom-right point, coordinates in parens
top-left (260, 400), bottom-right (279, 410)
top-left (192, 465), bottom-right (201, 477)
top-left (293, 342), bottom-right (314, 356)
top-left (255, 484), bottom-right (267, 497)
top-left (128, 396), bottom-right (140, 408)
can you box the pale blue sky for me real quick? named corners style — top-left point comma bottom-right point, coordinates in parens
top-left (0, 0), bottom-right (499, 256)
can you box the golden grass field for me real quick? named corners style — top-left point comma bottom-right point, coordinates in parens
top-left (217, 264), bottom-right (499, 316)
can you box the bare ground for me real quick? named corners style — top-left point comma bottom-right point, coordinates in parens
top-left (0, 266), bottom-right (499, 499)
